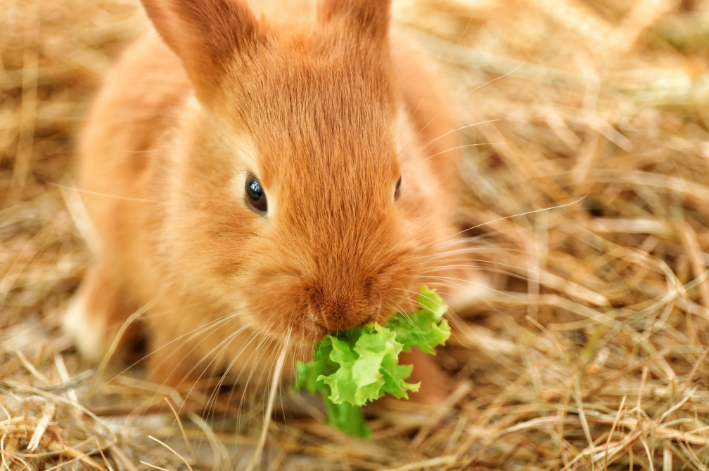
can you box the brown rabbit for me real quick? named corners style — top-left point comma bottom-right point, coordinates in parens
top-left (63, 0), bottom-right (484, 402)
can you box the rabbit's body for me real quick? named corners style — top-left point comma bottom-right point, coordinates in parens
top-left (64, 0), bottom-right (480, 398)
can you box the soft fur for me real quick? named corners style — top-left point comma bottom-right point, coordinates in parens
top-left (66, 0), bottom-right (478, 400)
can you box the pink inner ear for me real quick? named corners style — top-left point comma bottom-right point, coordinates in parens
top-left (139, 0), bottom-right (260, 99)
top-left (317, 0), bottom-right (392, 40)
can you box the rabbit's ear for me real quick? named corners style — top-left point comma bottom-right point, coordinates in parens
top-left (140, 0), bottom-right (259, 99)
top-left (318, 0), bottom-right (392, 41)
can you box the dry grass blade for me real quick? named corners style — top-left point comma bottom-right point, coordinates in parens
top-left (148, 435), bottom-right (193, 471)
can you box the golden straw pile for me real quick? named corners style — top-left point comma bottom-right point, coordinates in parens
top-left (2, 0), bottom-right (709, 469)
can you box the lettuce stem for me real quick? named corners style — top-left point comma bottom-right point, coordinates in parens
top-left (323, 392), bottom-right (371, 438)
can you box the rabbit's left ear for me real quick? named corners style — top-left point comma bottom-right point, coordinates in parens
top-left (317, 0), bottom-right (392, 41)
top-left (139, 0), bottom-right (261, 100)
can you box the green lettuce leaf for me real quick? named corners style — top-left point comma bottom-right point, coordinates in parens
top-left (294, 286), bottom-right (449, 438)
top-left (385, 286), bottom-right (451, 355)
top-left (324, 397), bottom-right (371, 439)
top-left (294, 337), bottom-right (333, 394)
top-left (318, 324), bottom-right (420, 406)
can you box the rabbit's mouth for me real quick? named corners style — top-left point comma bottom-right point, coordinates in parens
top-left (298, 319), bottom-right (329, 344)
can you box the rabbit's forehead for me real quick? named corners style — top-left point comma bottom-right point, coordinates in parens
top-left (224, 38), bottom-right (396, 133)
top-left (249, 63), bottom-right (397, 167)
top-left (219, 38), bottom-right (400, 201)
top-left (215, 119), bottom-right (397, 186)
top-left (254, 114), bottom-right (399, 181)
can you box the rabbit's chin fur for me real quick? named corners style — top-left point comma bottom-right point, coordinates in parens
top-left (64, 0), bottom-right (487, 398)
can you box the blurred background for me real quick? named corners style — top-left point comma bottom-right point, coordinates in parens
top-left (2, 0), bottom-right (709, 469)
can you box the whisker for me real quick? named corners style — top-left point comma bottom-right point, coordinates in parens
top-left (424, 268), bottom-right (525, 284)
top-left (398, 119), bottom-right (500, 161)
top-left (96, 310), bottom-right (243, 391)
top-left (179, 323), bottom-right (256, 416)
top-left (394, 8), bottom-right (481, 152)
top-left (233, 322), bottom-right (284, 433)
top-left (144, 311), bottom-right (250, 394)
top-left (245, 329), bottom-right (291, 471)
top-left (167, 323), bottom-right (251, 415)
top-left (395, 286), bottom-right (448, 312)
top-left (402, 142), bottom-right (507, 173)
top-left (397, 62), bottom-right (525, 160)
top-left (221, 326), bottom-right (272, 407)
top-left (48, 182), bottom-right (160, 203)
top-left (90, 297), bottom-right (159, 396)
top-left (418, 276), bottom-right (513, 298)
top-left (392, 288), bottom-right (450, 352)
top-left (411, 255), bottom-right (529, 271)
top-left (421, 260), bottom-right (528, 275)
top-left (418, 245), bottom-right (524, 258)
top-left (420, 196), bottom-right (586, 250)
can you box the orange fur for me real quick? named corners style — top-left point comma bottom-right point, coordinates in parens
top-left (67, 0), bottom-right (476, 401)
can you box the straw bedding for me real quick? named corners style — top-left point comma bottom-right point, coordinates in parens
top-left (1, 0), bottom-right (708, 469)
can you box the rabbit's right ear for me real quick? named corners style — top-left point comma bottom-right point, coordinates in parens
top-left (140, 0), bottom-right (259, 100)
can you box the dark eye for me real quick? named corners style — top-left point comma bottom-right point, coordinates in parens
top-left (394, 176), bottom-right (401, 201)
top-left (245, 175), bottom-right (268, 214)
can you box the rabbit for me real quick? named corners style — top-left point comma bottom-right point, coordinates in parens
top-left (62, 0), bottom-right (486, 403)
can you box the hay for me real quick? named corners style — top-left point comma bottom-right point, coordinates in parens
top-left (2, 0), bottom-right (709, 469)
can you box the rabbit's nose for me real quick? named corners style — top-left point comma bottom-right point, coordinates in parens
top-left (313, 295), bottom-right (378, 332)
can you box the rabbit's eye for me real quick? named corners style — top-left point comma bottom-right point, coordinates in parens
top-left (394, 177), bottom-right (401, 201)
top-left (245, 175), bottom-right (268, 214)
